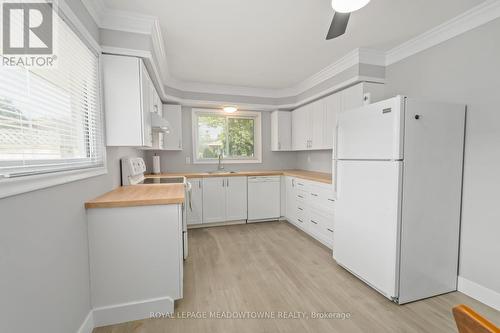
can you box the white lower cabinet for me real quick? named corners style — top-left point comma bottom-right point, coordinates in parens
top-left (225, 177), bottom-right (248, 221)
top-left (202, 177), bottom-right (227, 223)
top-left (202, 176), bottom-right (247, 224)
top-left (187, 178), bottom-right (203, 225)
top-left (284, 176), bottom-right (335, 248)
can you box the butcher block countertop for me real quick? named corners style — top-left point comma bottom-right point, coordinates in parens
top-left (147, 169), bottom-right (332, 184)
top-left (85, 184), bottom-right (185, 209)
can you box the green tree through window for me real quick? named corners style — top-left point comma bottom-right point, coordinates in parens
top-left (196, 113), bottom-right (255, 160)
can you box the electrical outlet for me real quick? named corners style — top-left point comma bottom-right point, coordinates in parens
top-left (185, 156), bottom-right (191, 164)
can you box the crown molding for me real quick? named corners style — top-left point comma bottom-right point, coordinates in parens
top-left (386, 0), bottom-right (500, 66)
top-left (81, 0), bottom-right (106, 26)
top-left (85, 0), bottom-right (500, 107)
top-left (162, 48), bottom-right (384, 99)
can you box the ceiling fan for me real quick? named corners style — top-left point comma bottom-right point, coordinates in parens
top-left (326, 0), bottom-right (371, 40)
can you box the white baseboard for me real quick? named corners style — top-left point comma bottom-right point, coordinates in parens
top-left (77, 311), bottom-right (94, 333)
top-left (92, 296), bottom-right (175, 328)
top-left (458, 276), bottom-right (500, 311)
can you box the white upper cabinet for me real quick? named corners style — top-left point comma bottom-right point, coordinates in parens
top-left (311, 99), bottom-right (326, 149)
top-left (324, 92), bottom-right (341, 150)
top-left (270, 111), bottom-right (292, 151)
top-left (162, 105), bottom-right (183, 150)
top-left (292, 104), bottom-right (311, 151)
top-left (291, 82), bottom-right (384, 151)
top-left (102, 54), bottom-right (162, 148)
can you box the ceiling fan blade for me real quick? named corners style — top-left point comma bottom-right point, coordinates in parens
top-left (326, 12), bottom-right (350, 40)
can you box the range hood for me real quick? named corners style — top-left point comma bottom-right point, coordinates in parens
top-left (151, 113), bottom-right (170, 133)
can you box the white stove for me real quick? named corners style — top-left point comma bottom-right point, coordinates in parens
top-left (120, 157), bottom-right (189, 259)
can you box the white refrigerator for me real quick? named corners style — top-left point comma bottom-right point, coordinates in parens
top-left (333, 96), bottom-right (465, 304)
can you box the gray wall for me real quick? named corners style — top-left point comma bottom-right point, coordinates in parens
top-left (295, 151), bottom-right (332, 174)
top-left (0, 147), bottom-right (143, 333)
top-left (384, 18), bottom-right (500, 294)
top-left (145, 107), bottom-right (298, 173)
top-left (0, 2), bottom-right (146, 332)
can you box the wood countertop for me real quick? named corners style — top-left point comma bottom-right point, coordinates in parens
top-left (146, 169), bottom-right (332, 184)
top-left (85, 169), bottom-right (331, 209)
top-left (85, 184), bottom-right (185, 209)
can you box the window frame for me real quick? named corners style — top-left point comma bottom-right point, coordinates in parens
top-left (0, 3), bottom-right (106, 199)
top-left (191, 108), bottom-right (262, 164)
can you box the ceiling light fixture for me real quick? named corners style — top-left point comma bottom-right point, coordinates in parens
top-left (331, 0), bottom-right (370, 13)
top-left (223, 106), bottom-right (238, 113)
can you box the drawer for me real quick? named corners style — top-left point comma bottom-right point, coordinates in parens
top-left (308, 185), bottom-right (335, 213)
top-left (296, 190), bottom-right (308, 202)
top-left (309, 209), bottom-right (334, 238)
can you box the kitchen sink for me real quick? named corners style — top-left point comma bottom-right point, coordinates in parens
top-left (208, 170), bottom-right (238, 174)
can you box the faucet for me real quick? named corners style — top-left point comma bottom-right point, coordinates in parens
top-left (217, 152), bottom-right (225, 171)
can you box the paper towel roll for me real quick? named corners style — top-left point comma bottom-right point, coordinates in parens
top-left (153, 154), bottom-right (161, 174)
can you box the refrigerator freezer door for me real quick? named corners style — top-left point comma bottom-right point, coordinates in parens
top-left (337, 96), bottom-right (405, 160)
top-left (334, 160), bottom-right (402, 300)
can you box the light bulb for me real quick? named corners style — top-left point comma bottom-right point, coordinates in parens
top-left (223, 106), bottom-right (238, 113)
top-left (331, 0), bottom-right (370, 13)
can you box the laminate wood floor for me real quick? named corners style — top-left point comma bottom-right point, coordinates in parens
top-left (94, 221), bottom-right (500, 333)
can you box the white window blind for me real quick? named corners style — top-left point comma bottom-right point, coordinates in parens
top-left (0, 13), bottom-right (103, 179)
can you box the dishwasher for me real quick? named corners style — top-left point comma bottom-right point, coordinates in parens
top-left (247, 176), bottom-right (281, 222)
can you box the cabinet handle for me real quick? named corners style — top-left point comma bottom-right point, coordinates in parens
top-left (292, 179), bottom-right (295, 187)
top-left (297, 218), bottom-right (303, 223)
top-left (311, 193), bottom-right (318, 197)
top-left (327, 228), bottom-right (333, 233)
top-left (222, 179), bottom-right (225, 187)
top-left (278, 142), bottom-right (281, 150)
top-left (328, 198), bottom-right (334, 202)
top-left (199, 181), bottom-right (201, 189)
top-left (311, 220), bottom-right (318, 225)
top-left (227, 179), bottom-right (229, 187)
top-left (298, 195), bottom-right (304, 199)
top-left (298, 207), bottom-right (303, 211)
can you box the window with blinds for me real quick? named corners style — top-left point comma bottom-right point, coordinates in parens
top-left (0, 12), bottom-right (103, 179)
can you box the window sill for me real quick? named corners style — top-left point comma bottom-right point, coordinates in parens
top-left (0, 167), bottom-right (107, 199)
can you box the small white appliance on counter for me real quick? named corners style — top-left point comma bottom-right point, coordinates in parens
top-left (121, 157), bottom-right (189, 259)
top-left (247, 176), bottom-right (281, 221)
top-left (333, 96), bottom-right (466, 304)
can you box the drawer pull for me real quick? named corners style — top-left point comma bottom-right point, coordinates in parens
top-left (328, 199), bottom-right (335, 202)
top-left (298, 207), bottom-right (303, 211)
top-left (298, 195), bottom-right (304, 199)
top-left (298, 183), bottom-right (305, 186)
top-left (297, 218), bottom-right (303, 223)
top-left (327, 228), bottom-right (334, 233)
top-left (311, 193), bottom-right (318, 197)
top-left (311, 220), bottom-right (318, 225)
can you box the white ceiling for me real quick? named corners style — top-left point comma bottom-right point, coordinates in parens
top-left (102, 0), bottom-right (485, 89)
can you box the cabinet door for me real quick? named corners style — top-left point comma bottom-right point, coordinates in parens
top-left (285, 177), bottom-right (297, 223)
top-left (270, 111), bottom-right (279, 151)
top-left (226, 176), bottom-right (247, 221)
top-left (311, 100), bottom-right (325, 149)
top-left (140, 62), bottom-right (153, 147)
top-left (202, 178), bottom-right (226, 223)
top-left (187, 178), bottom-right (203, 225)
top-left (324, 92), bottom-right (341, 150)
top-left (271, 111), bottom-right (291, 151)
top-left (163, 105), bottom-right (182, 150)
top-left (292, 106), bottom-right (310, 150)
